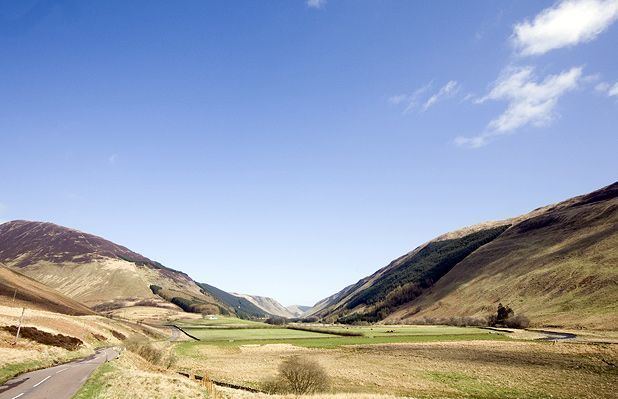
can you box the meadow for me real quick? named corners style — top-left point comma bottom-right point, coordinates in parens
top-left (171, 317), bottom-right (618, 398)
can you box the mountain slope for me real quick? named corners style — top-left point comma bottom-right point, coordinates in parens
top-left (232, 293), bottom-right (296, 318)
top-left (309, 182), bottom-right (618, 329)
top-left (0, 262), bottom-right (95, 315)
top-left (0, 220), bottom-right (232, 314)
top-left (385, 182), bottom-right (618, 329)
top-left (286, 305), bottom-right (311, 318)
top-left (196, 282), bottom-right (271, 318)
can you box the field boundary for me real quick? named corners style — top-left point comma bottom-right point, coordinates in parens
top-left (286, 325), bottom-right (363, 336)
top-left (167, 324), bottom-right (200, 341)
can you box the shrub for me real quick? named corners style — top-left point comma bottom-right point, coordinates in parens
top-left (264, 356), bottom-right (330, 394)
top-left (149, 285), bottom-right (163, 295)
top-left (265, 316), bottom-right (288, 325)
top-left (110, 330), bottom-right (126, 340)
top-left (2, 325), bottom-right (83, 350)
top-left (487, 304), bottom-right (529, 328)
top-left (505, 314), bottom-right (530, 329)
top-left (124, 337), bottom-right (176, 368)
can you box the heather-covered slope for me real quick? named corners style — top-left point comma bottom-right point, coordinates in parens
top-left (309, 182), bottom-right (618, 329)
top-left (386, 183), bottom-right (618, 329)
top-left (0, 221), bottom-right (231, 314)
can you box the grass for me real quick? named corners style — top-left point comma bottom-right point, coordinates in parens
top-left (72, 351), bottom-right (208, 399)
top-left (0, 360), bottom-right (47, 385)
top-left (425, 371), bottom-right (539, 399)
top-left (176, 315), bottom-right (272, 329)
top-left (72, 361), bottom-right (116, 399)
top-left (175, 323), bottom-right (507, 350)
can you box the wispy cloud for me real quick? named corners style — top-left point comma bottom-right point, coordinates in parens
top-left (307, 0), bottom-right (327, 9)
top-left (595, 81), bottom-right (618, 96)
top-left (456, 66), bottom-right (582, 148)
top-left (388, 81), bottom-right (432, 114)
top-left (512, 0), bottom-right (618, 56)
top-left (390, 80), bottom-right (460, 114)
top-left (422, 81), bottom-right (460, 111)
top-left (108, 153), bottom-right (118, 165)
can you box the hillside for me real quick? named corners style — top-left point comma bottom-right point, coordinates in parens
top-left (309, 182), bottom-right (618, 330)
top-left (232, 293), bottom-right (296, 318)
top-left (0, 263), bottom-right (95, 316)
top-left (0, 220), bottom-right (232, 315)
top-left (286, 304), bottom-right (311, 318)
top-left (196, 282), bottom-right (271, 318)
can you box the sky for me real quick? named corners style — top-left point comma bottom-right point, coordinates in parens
top-left (1, 0), bottom-right (617, 306)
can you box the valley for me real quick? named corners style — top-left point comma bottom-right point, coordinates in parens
top-left (0, 182), bottom-right (616, 398)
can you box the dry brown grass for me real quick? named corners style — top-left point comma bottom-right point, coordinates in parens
top-left (75, 351), bottom-right (208, 399)
top-left (0, 304), bottom-right (168, 383)
top-left (175, 340), bottom-right (617, 398)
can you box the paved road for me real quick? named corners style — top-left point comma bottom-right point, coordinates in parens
top-left (0, 348), bottom-right (119, 399)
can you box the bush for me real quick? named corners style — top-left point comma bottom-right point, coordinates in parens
top-left (149, 285), bottom-right (163, 295)
top-left (487, 304), bottom-right (529, 328)
top-left (2, 325), bottom-right (83, 350)
top-left (124, 337), bottom-right (176, 368)
top-left (505, 314), bottom-right (530, 329)
top-left (265, 316), bottom-right (288, 325)
top-left (263, 356), bottom-right (330, 395)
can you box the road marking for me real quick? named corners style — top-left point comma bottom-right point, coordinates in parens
top-left (56, 367), bottom-right (70, 374)
top-left (32, 375), bottom-right (51, 387)
top-left (10, 393), bottom-right (24, 399)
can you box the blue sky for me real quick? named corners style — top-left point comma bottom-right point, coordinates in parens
top-left (1, 0), bottom-right (616, 306)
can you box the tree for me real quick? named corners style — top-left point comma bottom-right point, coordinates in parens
top-left (270, 356), bottom-right (330, 394)
top-left (496, 303), bottom-right (513, 324)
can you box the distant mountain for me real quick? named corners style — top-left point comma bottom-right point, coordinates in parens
top-left (285, 304), bottom-right (311, 318)
top-left (197, 282), bottom-right (270, 318)
top-left (0, 262), bottom-right (95, 315)
top-left (308, 182), bottom-right (618, 330)
top-left (0, 220), bottom-right (232, 315)
top-left (232, 293), bottom-right (296, 318)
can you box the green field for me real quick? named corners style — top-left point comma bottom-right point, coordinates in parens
top-left (174, 321), bottom-right (509, 351)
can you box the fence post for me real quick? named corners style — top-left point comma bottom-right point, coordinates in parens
top-left (14, 307), bottom-right (25, 344)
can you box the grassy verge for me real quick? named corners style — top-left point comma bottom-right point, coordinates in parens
top-left (0, 360), bottom-right (47, 385)
top-left (0, 349), bottom-right (92, 385)
top-left (72, 362), bottom-right (116, 399)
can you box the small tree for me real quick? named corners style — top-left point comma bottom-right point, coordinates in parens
top-left (272, 356), bottom-right (330, 394)
top-left (496, 303), bottom-right (513, 324)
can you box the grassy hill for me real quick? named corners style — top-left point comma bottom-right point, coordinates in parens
top-left (0, 220), bottom-right (232, 315)
top-left (0, 262), bottom-right (95, 316)
top-left (309, 182), bottom-right (618, 330)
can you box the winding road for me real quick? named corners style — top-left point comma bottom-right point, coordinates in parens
top-left (0, 348), bottom-right (119, 399)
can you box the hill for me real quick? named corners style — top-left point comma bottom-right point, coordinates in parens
top-left (308, 182), bottom-right (618, 330)
top-left (286, 304), bottom-right (311, 318)
top-left (232, 293), bottom-right (296, 318)
top-left (196, 282), bottom-right (271, 318)
top-left (0, 262), bottom-right (95, 315)
top-left (0, 220), bottom-right (232, 315)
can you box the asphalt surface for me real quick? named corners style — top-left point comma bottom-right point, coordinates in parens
top-left (0, 347), bottom-right (119, 399)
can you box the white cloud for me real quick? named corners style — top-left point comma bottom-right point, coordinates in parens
top-left (307, 0), bottom-right (327, 9)
top-left (513, 0), bottom-right (618, 56)
top-left (456, 66), bottom-right (582, 148)
top-left (108, 153), bottom-right (118, 165)
top-left (388, 94), bottom-right (409, 105)
top-left (596, 81), bottom-right (618, 96)
top-left (422, 80), bottom-right (460, 111)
